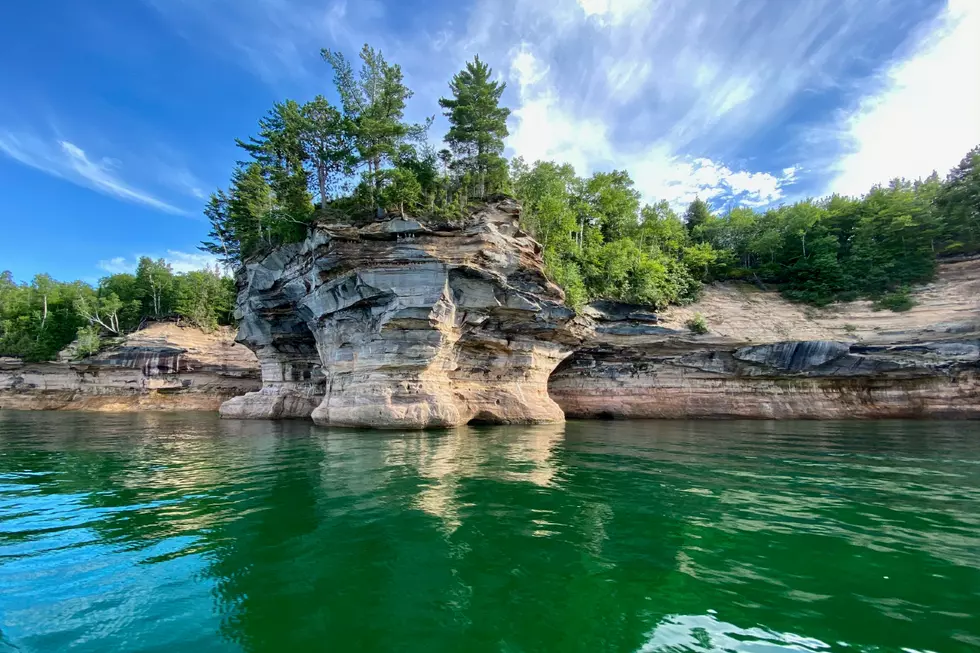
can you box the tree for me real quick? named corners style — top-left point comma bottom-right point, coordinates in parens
top-left (579, 171), bottom-right (641, 243)
top-left (937, 145), bottom-right (980, 254)
top-left (237, 100), bottom-right (313, 224)
top-left (322, 44), bottom-right (426, 213)
top-left (135, 257), bottom-right (174, 317)
top-left (74, 292), bottom-right (124, 335)
top-left (174, 269), bottom-right (235, 331)
top-left (201, 190), bottom-right (239, 265)
top-left (439, 56), bottom-right (511, 198)
top-left (380, 167), bottom-right (422, 217)
top-left (684, 197), bottom-right (712, 236)
top-left (299, 96), bottom-right (355, 211)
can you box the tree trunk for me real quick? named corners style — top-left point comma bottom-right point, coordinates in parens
top-left (37, 295), bottom-right (48, 340)
top-left (318, 165), bottom-right (328, 211)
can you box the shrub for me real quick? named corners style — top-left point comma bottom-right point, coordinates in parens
top-left (874, 288), bottom-right (916, 312)
top-left (686, 312), bottom-right (709, 334)
top-left (73, 325), bottom-right (102, 359)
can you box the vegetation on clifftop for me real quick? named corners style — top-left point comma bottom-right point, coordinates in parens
top-left (199, 43), bottom-right (980, 312)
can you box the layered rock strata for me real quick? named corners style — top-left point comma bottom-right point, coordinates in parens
top-left (549, 311), bottom-right (980, 419)
top-left (0, 322), bottom-right (260, 411)
top-left (220, 198), bottom-right (584, 428)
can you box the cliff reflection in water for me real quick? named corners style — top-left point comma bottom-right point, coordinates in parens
top-left (0, 412), bottom-right (978, 653)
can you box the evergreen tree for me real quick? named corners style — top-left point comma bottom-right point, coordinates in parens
top-left (236, 100), bottom-right (312, 223)
top-left (299, 96), bottom-right (355, 211)
top-left (684, 197), bottom-right (712, 236)
top-left (439, 56), bottom-right (510, 198)
top-left (321, 44), bottom-right (426, 213)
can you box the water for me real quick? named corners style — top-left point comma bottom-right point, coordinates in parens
top-left (0, 413), bottom-right (978, 653)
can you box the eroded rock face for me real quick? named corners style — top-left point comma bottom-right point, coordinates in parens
top-left (0, 322), bottom-right (260, 411)
top-left (549, 321), bottom-right (980, 419)
top-left (222, 198), bottom-right (585, 428)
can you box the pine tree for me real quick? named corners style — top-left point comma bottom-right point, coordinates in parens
top-left (200, 190), bottom-right (240, 265)
top-left (439, 56), bottom-right (510, 198)
top-left (321, 44), bottom-right (426, 214)
top-left (299, 96), bottom-right (355, 211)
top-left (236, 100), bottom-right (313, 224)
top-left (684, 197), bottom-right (712, 237)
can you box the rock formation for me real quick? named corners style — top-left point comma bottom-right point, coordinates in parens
top-left (220, 197), bottom-right (585, 428)
top-left (549, 307), bottom-right (980, 419)
top-left (223, 198), bottom-right (980, 426)
top-left (0, 322), bottom-right (260, 411)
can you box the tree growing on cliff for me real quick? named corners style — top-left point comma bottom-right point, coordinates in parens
top-left (439, 56), bottom-right (510, 198)
top-left (299, 96), bottom-right (356, 210)
top-left (321, 44), bottom-right (428, 213)
top-left (237, 100), bottom-right (313, 224)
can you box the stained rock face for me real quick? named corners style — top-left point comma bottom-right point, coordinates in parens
top-left (549, 324), bottom-right (980, 420)
top-left (0, 322), bottom-right (260, 411)
top-left (221, 198), bottom-right (585, 428)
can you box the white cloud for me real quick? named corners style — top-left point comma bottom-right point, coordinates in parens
top-left (577, 0), bottom-right (647, 26)
top-left (0, 131), bottom-right (188, 214)
top-left (506, 48), bottom-right (796, 209)
top-left (97, 250), bottom-right (224, 276)
top-left (829, 0), bottom-right (980, 196)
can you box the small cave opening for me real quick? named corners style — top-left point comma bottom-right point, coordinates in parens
top-left (467, 411), bottom-right (506, 426)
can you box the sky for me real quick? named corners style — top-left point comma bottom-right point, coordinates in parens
top-left (1, 0), bottom-right (977, 283)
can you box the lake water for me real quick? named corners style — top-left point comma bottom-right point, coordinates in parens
top-left (0, 412), bottom-right (978, 652)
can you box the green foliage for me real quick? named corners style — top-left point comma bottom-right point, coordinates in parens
top-left (198, 49), bottom-right (974, 316)
top-left (175, 269), bottom-right (236, 331)
top-left (0, 273), bottom-right (91, 361)
top-left (686, 312), bottom-right (709, 334)
top-left (874, 288), bottom-right (916, 312)
top-left (684, 198), bottom-right (712, 237)
top-left (935, 146), bottom-right (980, 254)
top-left (512, 160), bottom-right (709, 309)
top-left (73, 325), bottom-right (102, 358)
top-left (439, 56), bottom-right (511, 198)
top-left (0, 259), bottom-right (237, 361)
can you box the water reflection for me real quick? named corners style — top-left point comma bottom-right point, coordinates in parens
top-left (379, 424), bottom-right (565, 532)
top-left (0, 413), bottom-right (978, 652)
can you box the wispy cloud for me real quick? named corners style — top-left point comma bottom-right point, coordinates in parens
top-left (97, 250), bottom-right (223, 275)
top-left (506, 47), bottom-right (797, 209)
top-left (828, 0), bottom-right (980, 196)
top-left (143, 0), bottom-right (386, 85)
top-left (0, 131), bottom-right (189, 214)
top-left (140, 0), bottom-right (960, 208)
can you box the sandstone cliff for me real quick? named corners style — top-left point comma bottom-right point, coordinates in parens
top-left (550, 258), bottom-right (980, 420)
top-left (223, 199), bottom-right (980, 426)
top-left (221, 197), bottom-right (585, 428)
top-left (0, 322), bottom-right (260, 411)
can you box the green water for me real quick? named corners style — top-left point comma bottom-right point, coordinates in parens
top-left (0, 413), bottom-right (978, 652)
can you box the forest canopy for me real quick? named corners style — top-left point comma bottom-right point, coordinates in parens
top-left (0, 259), bottom-right (235, 362)
top-left (3, 42), bottom-right (979, 361)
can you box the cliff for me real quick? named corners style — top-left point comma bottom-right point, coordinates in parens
top-left (221, 197), bottom-right (585, 427)
top-left (223, 198), bottom-right (980, 426)
top-left (550, 259), bottom-right (980, 420)
top-left (7, 202), bottom-right (976, 424)
top-left (0, 322), bottom-right (260, 411)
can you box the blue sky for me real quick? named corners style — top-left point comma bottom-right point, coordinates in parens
top-left (1, 0), bottom-right (978, 283)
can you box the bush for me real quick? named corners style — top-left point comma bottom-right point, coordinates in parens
top-left (874, 288), bottom-right (916, 312)
top-left (73, 325), bottom-right (102, 359)
top-left (686, 312), bottom-right (709, 334)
